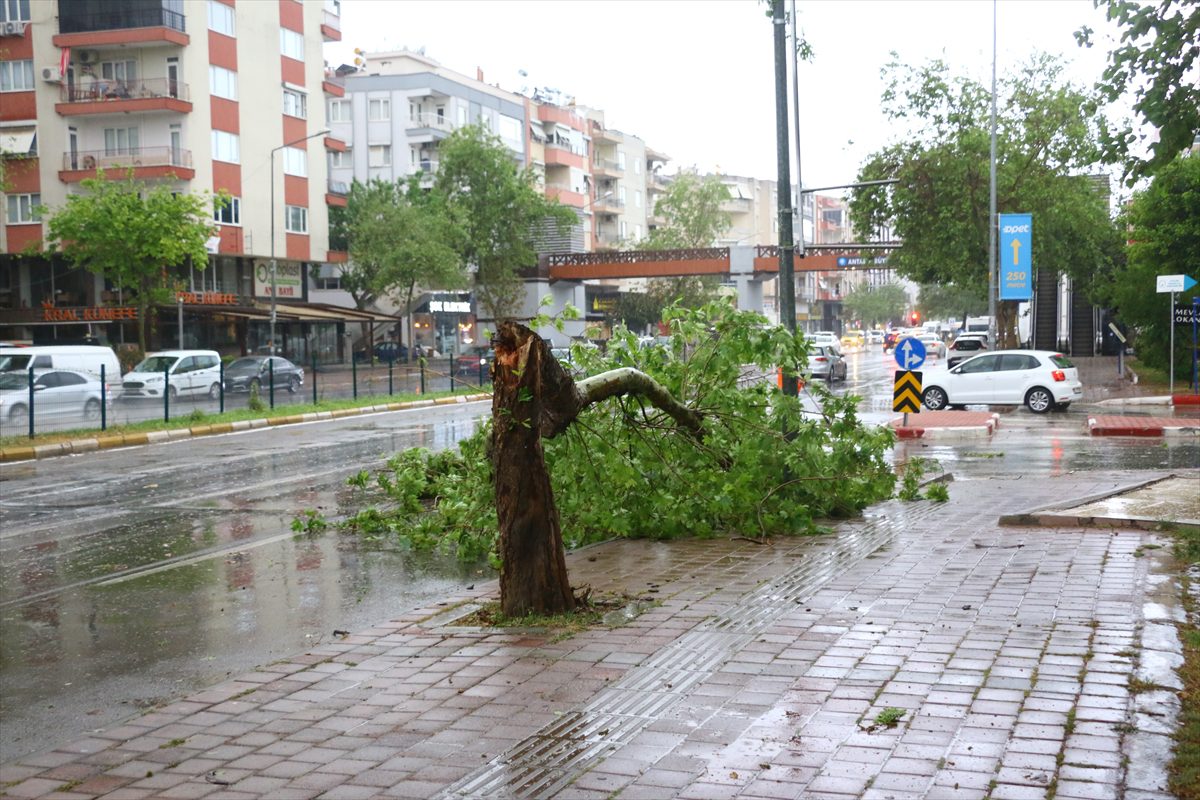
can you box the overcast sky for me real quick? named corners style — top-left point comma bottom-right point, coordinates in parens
top-left (327, 0), bottom-right (1126, 193)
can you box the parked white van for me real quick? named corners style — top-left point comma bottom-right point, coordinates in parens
top-left (122, 350), bottom-right (222, 400)
top-left (0, 345), bottom-right (122, 396)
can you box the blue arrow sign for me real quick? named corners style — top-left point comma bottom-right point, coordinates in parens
top-left (895, 336), bottom-right (927, 371)
top-left (1186, 275), bottom-right (1198, 291)
top-left (999, 213), bottom-right (1033, 301)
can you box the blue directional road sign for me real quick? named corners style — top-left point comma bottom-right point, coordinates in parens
top-left (999, 213), bottom-right (1033, 301)
top-left (895, 336), bottom-right (927, 371)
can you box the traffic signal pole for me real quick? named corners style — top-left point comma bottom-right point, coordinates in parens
top-left (773, 0), bottom-right (798, 398)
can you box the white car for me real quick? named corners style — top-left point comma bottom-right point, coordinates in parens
top-left (808, 331), bottom-right (843, 355)
top-left (122, 350), bottom-right (223, 400)
top-left (915, 332), bottom-right (947, 359)
top-left (920, 350), bottom-right (1082, 413)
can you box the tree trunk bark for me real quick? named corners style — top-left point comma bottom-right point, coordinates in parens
top-left (490, 322), bottom-right (705, 617)
top-left (492, 321), bottom-right (575, 616)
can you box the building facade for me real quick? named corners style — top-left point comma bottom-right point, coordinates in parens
top-left (0, 0), bottom-right (368, 361)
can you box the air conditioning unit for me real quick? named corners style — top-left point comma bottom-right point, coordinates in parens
top-left (41, 66), bottom-right (63, 83)
top-left (76, 50), bottom-right (98, 65)
top-left (1, 20), bottom-right (29, 36)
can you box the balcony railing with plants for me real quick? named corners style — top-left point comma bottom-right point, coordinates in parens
top-left (60, 77), bottom-right (190, 104)
top-left (63, 147), bottom-right (193, 172)
top-left (58, 6), bottom-right (186, 34)
top-left (546, 139), bottom-right (585, 156)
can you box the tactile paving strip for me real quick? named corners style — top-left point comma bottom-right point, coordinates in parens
top-left (437, 504), bottom-right (935, 798)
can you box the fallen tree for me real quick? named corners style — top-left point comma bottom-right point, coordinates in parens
top-left (344, 303), bottom-right (898, 617)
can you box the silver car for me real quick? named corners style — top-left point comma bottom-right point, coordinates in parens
top-left (0, 368), bottom-right (107, 430)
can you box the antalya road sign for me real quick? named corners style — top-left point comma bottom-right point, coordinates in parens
top-left (893, 370), bottom-right (923, 413)
top-left (895, 336), bottom-right (927, 371)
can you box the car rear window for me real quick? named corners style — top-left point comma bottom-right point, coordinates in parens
top-left (1050, 355), bottom-right (1075, 368)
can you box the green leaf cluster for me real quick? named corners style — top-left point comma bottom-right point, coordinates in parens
top-left (343, 303), bottom-right (897, 562)
top-left (1076, 0), bottom-right (1200, 184)
top-left (639, 170), bottom-right (733, 249)
top-left (42, 170), bottom-right (219, 350)
top-left (434, 124), bottom-right (577, 322)
top-left (1098, 154), bottom-right (1200, 374)
top-left (840, 283), bottom-right (909, 327)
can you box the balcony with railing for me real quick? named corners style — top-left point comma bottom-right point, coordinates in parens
top-left (54, 4), bottom-right (188, 47)
top-left (592, 158), bottom-right (623, 178)
top-left (592, 194), bottom-right (624, 214)
top-left (56, 77), bottom-right (191, 116)
top-left (321, 7), bottom-right (341, 41)
top-left (326, 179), bottom-right (349, 207)
top-left (60, 146), bottom-right (194, 182)
top-left (406, 112), bottom-right (455, 138)
top-left (544, 140), bottom-right (585, 169)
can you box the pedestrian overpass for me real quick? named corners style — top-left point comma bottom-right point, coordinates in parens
top-left (523, 243), bottom-right (898, 343)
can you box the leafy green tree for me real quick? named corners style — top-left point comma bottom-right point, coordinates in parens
top-left (840, 283), bottom-right (908, 326)
top-left (434, 124), bottom-right (576, 323)
top-left (43, 171), bottom-right (219, 351)
top-left (641, 170), bottom-right (733, 249)
top-left (341, 178), bottom-right (466, 358)
top-left (917, 282), bottom-right (988, 321)
top-left (849, 55), bottom-right (1121, 347)
top-left (1097, 154), bottom-right (1199, 375)
top-left (1076, 0), bottom-right (1200, 183)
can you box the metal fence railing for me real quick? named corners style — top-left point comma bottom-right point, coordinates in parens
top-left (0, 356), bottom-right (492, 440)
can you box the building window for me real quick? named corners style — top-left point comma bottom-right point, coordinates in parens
top-left (6, 193), bottom-right (40, 224)
top-left (208, 0), bottom-right (235, 36)
top-left (368, 144), bottom-right (391, 167)
top-left (634, 158), bottom-right (642, 175)
top-left (0, 59), bottom-right (34, 92)
top-left (212, 129), bottom-right (240, 163)
top-left (285, 205), bottom-right (308, 234)
top-left (617, 150), bottom-right (626, 170)
top-left (213, 196), bottom-right (240, 225)
top-left (456, 105), bottom-right (466, 126)
top-left (328, 99), bottom-right (350, 122)
top-left (619, 186), bottom-right (626, 204)
top-left (280, 28), bottom-right (304, 61)
top-left (100, 59), bottom-right (137, 83)
top-left (282, 88), bottom-right (307, 119)
top-left (104, 127), bottom-right (139, 155)
top-left (282, 146), bottom-right (307, 177)
top-left (634, 224), bottom-right (642, 239)
top-left (620, 220), bottom-right (627, 239)
top-left (330, 148), bottom-right (350, 168)
top-left (1, 0), bottom-right (31, 23)
top-left (634, 190), bottom-right (642, 208)
top-left (209, 65), bottom-right (237, 100)
top-left (316, 275), bottom-right (341, 290)
top-left (368, 97), bottom-right (389, 121)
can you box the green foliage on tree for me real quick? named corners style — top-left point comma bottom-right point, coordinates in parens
top-left (338, 178), bottom-right (466, 356)
top-left (342, 302), bottom-right (897, 562)
top-left (840, 283), bottom-right (908, 326)
top-left (1076, 0), bottom-right (1200, 183)
top-left (1097, 155), bottom-right (1199, 374)
top-left (641, 170), bottom-right (733, 249)
top-left (917, 282), bottom-right (988, 321)
top-left (434, 124), bottom-right (576, 323)
top-left (849, 55), bottom-right (1122, 346)
top-left (43, 171), bottom-right (219, 351)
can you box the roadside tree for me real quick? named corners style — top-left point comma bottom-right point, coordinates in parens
top-left (434, 125), bottom-right (576, 324)
top-left (1097, 154), bottom-right (1199, 374)
top-left (345, 303), bottom-right (897, 615)
top-left (43, 171), bottom-right (219, 351)
top-left (840, 283), bottom-right (908, 327)
top-left (849, 55), bottom-right (1121, 347)
top-left (338, 178), bottom-right (466, 359)
top-left (917, 282), bottom-right (988, 323)
top-left (1076, 0), bottom-right (1200, 183)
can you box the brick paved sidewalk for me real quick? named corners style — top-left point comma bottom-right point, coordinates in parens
top-left (0, 472), bottom-right (1183, 799)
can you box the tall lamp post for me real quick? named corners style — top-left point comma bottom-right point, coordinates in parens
top-left (269, 128), bottom-right (330, 353)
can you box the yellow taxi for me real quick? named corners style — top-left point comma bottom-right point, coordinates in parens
top-left (840, 329), bottom-right (865, 351)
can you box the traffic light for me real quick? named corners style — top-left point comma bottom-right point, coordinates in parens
top-left (910, 311), bottom-right (920, 325)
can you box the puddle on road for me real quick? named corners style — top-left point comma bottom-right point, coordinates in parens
top-left (1057, 476), bottom-right (1200, 523)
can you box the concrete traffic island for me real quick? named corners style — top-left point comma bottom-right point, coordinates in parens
top-left (1088, 414), bottom-right (1200, 437)
top-left (889, 410), bottom-right (1000, 439)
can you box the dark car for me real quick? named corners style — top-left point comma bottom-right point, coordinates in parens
top-left (373, 341), bottom-right (409, 362)
top-left (223, 356), bottom-right (304, 394)
top-left (454, 347), bottom-right (494, 378)
top-left (947, 337), bottom-right (988, 368)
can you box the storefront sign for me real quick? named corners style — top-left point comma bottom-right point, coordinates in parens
top-left (176, 291), bottom-right (238, 305)
top-left (40, 302), bottom-right (138, 322)
top-left (430, 300), bottom-right (471, 313)
top-left (254, 262), bottom-right (304, 299)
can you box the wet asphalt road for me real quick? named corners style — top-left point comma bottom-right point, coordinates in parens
top-left (1, 349), bottom-right (1196, 763)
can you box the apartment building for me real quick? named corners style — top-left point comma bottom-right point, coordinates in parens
top-left (0, 0), bottom-right (367, 359)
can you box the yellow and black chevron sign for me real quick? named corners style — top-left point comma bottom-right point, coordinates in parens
top-left (893, 370), bottom-right (923, 413)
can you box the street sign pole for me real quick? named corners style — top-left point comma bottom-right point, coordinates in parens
top-left (1170, 291), bottom-right (1175, 394)
top-left (1193, 296), bottom-right (1198, 394)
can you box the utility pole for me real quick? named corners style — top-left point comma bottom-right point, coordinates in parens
top-left (773, 0), bottom-right (797, 397)
top-left (987, 0), bottom-right (998, 346)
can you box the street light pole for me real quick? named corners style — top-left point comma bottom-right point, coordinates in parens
top-left (269, 128), bottom-right (330, 353)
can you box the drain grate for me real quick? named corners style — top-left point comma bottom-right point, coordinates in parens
top-left (436, 504), bottom-right (937, 798)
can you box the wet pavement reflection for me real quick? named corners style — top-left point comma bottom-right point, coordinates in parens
top-left (0, 404), bottom-right (490, 761)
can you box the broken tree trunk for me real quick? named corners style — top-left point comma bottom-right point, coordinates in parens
top-left (491, 321), bottom-right (703, 617)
